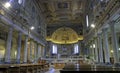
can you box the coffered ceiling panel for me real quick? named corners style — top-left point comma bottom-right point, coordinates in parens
top-left (36, 0), bottom-right (86, 26)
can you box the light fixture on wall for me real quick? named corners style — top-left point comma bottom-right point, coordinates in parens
top-left (91, 24), bottom-right (95, 28)
top-left (110, 50), bottom-right (113, 53)
top-left (93, 44), bottom-right (95, 48)
top-left (30, 26), bottom-right (35, 30)
top-left (119, 48), bottom-right (120, 51)
top-left (4, 2), bottom-right (11, 8)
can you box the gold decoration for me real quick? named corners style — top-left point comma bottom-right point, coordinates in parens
top-left (46, 27), bottom-right (83, 44)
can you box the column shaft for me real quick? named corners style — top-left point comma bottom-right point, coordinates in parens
top-left (42, 46), bottom-right (45, 58)
top-left (103, 28), bottom-right (110, 63)
top-left (91, 41), bottom-right (95, 60)
top-left (23, 35), bottom-right (28, 63)
top-left (5, 27), bottom-right (13, 63)
top-left (89, 44), bottom-right (92, 57)
top-left (98, 34), bottom-right (104, 63)
top-left (30, 40), bottom-right (33, 62)
top-left (38, 45), bottom-right (41, 58)
top-left (16, 32), bottom-right (22, 63)
top-left (34, 42), bottom-right (37, 63)
top-left (109, 21), bottom-right (119, 63)
top-left (41, 46), bottom-right (43, 58)
top-left (37, 44), bottom-right (39, 59)
top-left (95, 38), bottom-right (99, 62)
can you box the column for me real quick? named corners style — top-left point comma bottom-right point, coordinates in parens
top-left (41, 46), bottom-right (43, 58)
top-left (23, 35), bottom-right (28, 63)
top-left (34, 41), bottom-right (37, 63)
top-left (42, 46), bottom-right (45, 58)
top-left (109, 21), bottom-right (119, 63)
top-left (78, 41), bottom-right (81, 55)
top-left (96, 36), bottom-right (100, 62)
top-left (5, 27), bottom-right (13, 63)
top-left (87, 44), bottom-right (90, 57)
top-left (98, 33), bottom-right (104, 63)
top-left (89, 44), bottom-right (92, 57)
top-left (43, 46), bottom-right (46, 58)
top-left (16, 31), bottom-right (22, 63)
top-left (91, 40), bottom-right (95, 60)
top-left (30, 40), bottom-right (33, 62)
top-left (37, 44), bottom-right (39, 59)
top-left (50, 42), bottom-right (53, 57)
top-left (95, 38), bottom-right (99, 63)
top-left (37, 44), bottom-right (41, 58)
top-left (102, 28), bottom-right (110, 63)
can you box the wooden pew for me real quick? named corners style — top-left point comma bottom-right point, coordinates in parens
top-left (60, 64), bottom-right (120, 73)
top-left (0, 67), bottom-right (8, 73)
top-left (20, 65), bottom-right (27, 73)
top-left (8, 66), bottom-right (20, 73)
top-left (0, 63), bottom-right (49, 73)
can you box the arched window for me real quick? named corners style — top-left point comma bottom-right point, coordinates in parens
top-left (52, 44), bottom-right (57, 54)
top-left (74, 44), bottom-right (79, 54)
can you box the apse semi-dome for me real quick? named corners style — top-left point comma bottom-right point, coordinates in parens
top-left (51, 27), bottom-right (79, 44)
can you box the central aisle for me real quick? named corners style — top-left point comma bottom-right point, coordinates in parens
top-left (45, 65), bottom-right (61, 73)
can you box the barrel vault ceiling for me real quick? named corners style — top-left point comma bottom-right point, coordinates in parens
top-left (35, 0), bottom-right (87, 40)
